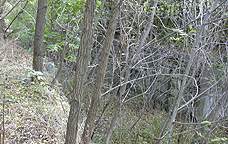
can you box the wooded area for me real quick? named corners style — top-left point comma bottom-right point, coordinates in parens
top-left (0, 0), bottom-right (228, 143)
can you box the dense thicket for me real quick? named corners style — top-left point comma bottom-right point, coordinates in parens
top-left (1, 0), bottom-right (228, 143)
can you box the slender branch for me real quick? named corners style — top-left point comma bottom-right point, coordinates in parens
top-left (102, 73), bottom-right (198, 98)
top-left (178, 75), bottom-right (225, 111)
top-left (18, 4), bottom-right (36, 23)
top-left (5, 0), bottom-right (28, 35)
top-left (0, 0), bottom-right (23, 20)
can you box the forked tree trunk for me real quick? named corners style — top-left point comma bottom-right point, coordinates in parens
top-left (81, 0), bottom-right (123, 143)
top-left (33, 0), bottom-right (47, 72)
top-left (65, 0), bottom-right (97, 143)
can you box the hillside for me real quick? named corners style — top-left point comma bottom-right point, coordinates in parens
top-left (0, 40), bottom-right (68, 143)
top-left (0, 40), bottom-right (168, 144)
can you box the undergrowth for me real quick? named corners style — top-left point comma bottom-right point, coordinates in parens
top-left (0, 40), bottom-right (69, 143)
top-left (1, 40), bottom-right (227, 144)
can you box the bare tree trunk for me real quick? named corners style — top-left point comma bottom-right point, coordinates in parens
top-left (105, 98), bottom-right (120, 144)
top-left (65, 0), bottom-right (97, 143)
top-left (164, 1), bottom-right (220, 143)
top-left (51, 25), bottom-right (69, 86)
top-left (81, 1), bottom-right (123, 143)
top-left (33, 0), bottom-right (47, 72)
top-left (105, 0), bottom-right (158, 142)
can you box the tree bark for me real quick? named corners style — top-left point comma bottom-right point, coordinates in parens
top-left (81, 1), bottom-right (123, 143)
top-left (33, 0), bottom-right (47, 72)
top-left (65, 0), bottom-right (97, 143)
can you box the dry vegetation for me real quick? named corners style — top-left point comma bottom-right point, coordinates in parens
top-left (0, 40), bottom-right (69, 143)
top-left (0, 40), bottom-right (167, 144)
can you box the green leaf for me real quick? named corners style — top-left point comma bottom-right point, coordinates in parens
top-left (211, 137), bottom-right (227, 142)
top-left (172, 28), bottom-right (182, 32)
top-left (190, 30), bottom-right (197, 33)
top-left (180, 33), bottom-right (188, 36)
top-left (196, 131), bottom-right (203, 138)
top-left (97, 0), bottom-right (101, 7)
top-left (201, 121), bottom-right (211, 125)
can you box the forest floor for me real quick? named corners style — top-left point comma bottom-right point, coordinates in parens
top-left (0, 40), bottom-right (168, 144)
top-left (0, 40), bottom-right (68, 143)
